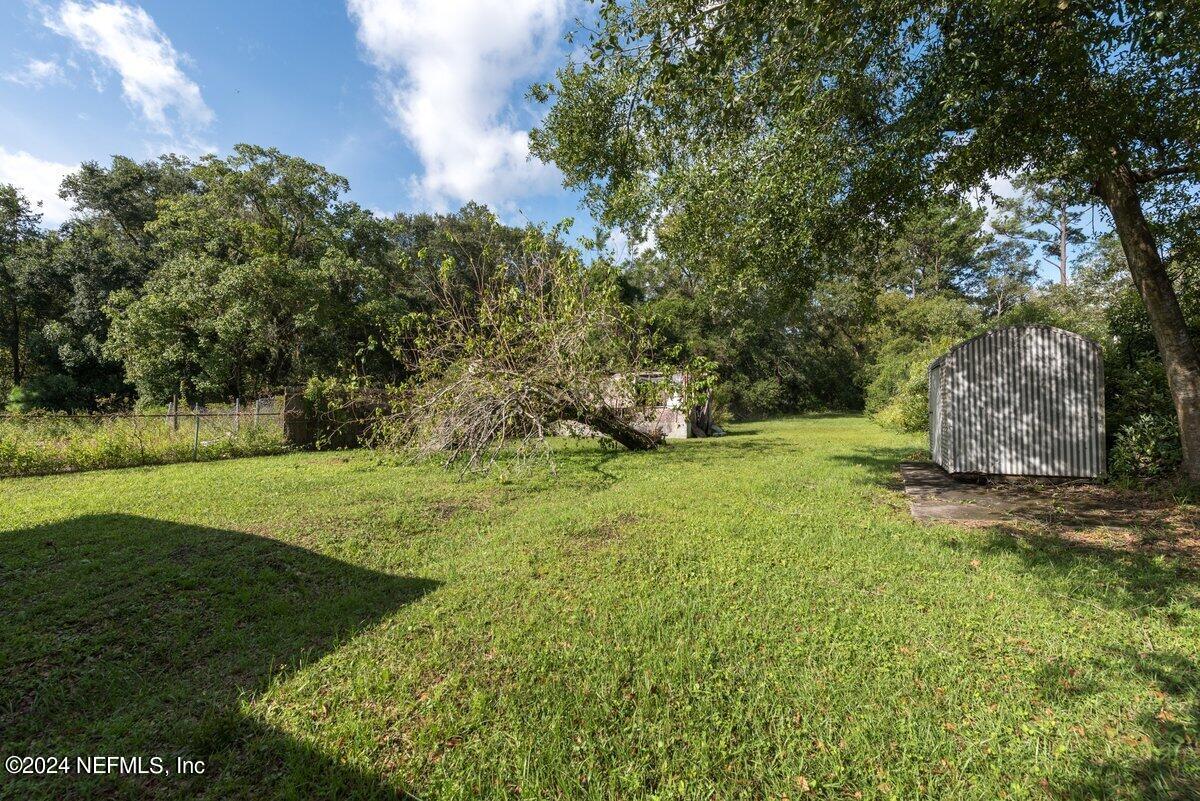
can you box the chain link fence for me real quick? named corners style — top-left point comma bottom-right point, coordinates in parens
top-left (164, 397), bottom-right (286, 456)
top-left (0, 396), bottom-right (289, 478)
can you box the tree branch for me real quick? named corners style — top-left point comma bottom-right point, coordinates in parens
top-left (1132, 165), bottom-right (1194, 184)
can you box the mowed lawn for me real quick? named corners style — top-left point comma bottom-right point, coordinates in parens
top-left (2, 417), bottom-right (1197, 800)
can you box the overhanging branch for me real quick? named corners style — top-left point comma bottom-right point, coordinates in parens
top-left (1132, 165), bottom-right (1194, 184)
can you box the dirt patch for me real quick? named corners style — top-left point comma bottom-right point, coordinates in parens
top-left (997, 520), bottom-right (1200, 563)
top-left (426, 495), bottom-right (494, 522)
top-left (169, 543), bottom-right (199, 564)
top-left (899, 461), bottom-right (1200, 561)
top-left (428, 500), bottom-right (464, 522)
top-left (574, 512), bottom-right (639, 547)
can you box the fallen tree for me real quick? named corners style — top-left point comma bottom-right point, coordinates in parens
top-left (373, 218), bottom-right (662, 470)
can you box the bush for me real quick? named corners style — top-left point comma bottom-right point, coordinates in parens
top-left (715, 376), bottom-right (784, 420)
top-left (1109, 414), bottom-right (1182, 480)
top-left (872, 364), bottom-right (930, 432)
top-left (867, 339), bottom-right (952, 433)
top-left (1105, 354), bottom-right (1174, 436)
top-left (6, 374), bottom-right (82, 412)
top-left (303, 376), bottom-right (389, 449)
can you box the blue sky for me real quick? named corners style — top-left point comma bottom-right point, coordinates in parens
top-left (0, 0), bottom-right (592, 235)
top-left (0, 0), bottom-right (1088, 281)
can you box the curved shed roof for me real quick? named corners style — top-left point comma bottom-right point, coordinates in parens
top-left (929, 325), bottom-right (1099, 369)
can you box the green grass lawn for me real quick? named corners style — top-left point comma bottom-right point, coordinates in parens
top-left (2, 416), bottom-right (1197, 800)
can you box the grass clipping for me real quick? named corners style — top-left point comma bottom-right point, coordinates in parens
top-left (374, 226), bottom-right (662, 471)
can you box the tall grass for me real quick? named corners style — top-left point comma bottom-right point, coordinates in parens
top-left (0, 413), bottom-right (288, 477)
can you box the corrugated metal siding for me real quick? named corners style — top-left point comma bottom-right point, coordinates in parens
top-left (928, 362), bottom-right (942, 461)
top-left (928, 325), bottom-right (1105, 478)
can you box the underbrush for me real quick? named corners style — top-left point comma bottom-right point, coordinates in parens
top-left (0, 414), bottom-right (288, 477)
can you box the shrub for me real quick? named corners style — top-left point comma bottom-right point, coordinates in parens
top-left (1105, 354), bottom-right (1174, 436)
top-left (304, 376), bottom-right (389, 449)
top-left (6, 374), bottom-right (82, 412)
top-left (872, 364), bottom-right (931, 432)
top-left (1109, 414), bottom-right (1182, 480)
top-left (867, 339), bottom-right (952, 433)
top-left (715, 376), bottom-right (784, 420)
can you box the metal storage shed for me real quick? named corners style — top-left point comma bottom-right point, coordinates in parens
top-left (928, 325), bottom-right (1105, 478)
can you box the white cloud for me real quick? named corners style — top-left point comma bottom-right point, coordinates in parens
top-left (607, 226), bottom-right (656, 261)
top-left (4, 58), bottom-right (67, 88)
top-left (48, 1), bottom-right (213, 136)
top-left (0, 148), bottom-right (76, 227)
top-left (973, 173), bottom-right (1019, 231)
top-left (347, 0), bottom-right (567, 210)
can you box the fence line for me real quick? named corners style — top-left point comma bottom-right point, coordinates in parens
top-left (0, 396), bottom-right (286, 422)
top-left (0, 396), bottom-right (299, 478)
top-left (0, 412), bottom-right (283, 420)
top-left (0, 389), bottom-right (369, 477)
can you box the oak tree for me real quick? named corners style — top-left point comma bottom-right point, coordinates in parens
top-left (532, 0), bottom-right (1200, 478)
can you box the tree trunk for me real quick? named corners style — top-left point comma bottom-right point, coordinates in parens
top-left (1058, 204), bottom-right (1069, 285)
top-left (569, 406), bottom-right (661, 450)
top-left (1096, 165), bottom-right (1200, 481)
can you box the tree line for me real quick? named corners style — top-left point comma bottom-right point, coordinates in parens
top-left (0, 145), bottom-right (535, 410)
top-left (2, 140), bottom-right (1184, 474)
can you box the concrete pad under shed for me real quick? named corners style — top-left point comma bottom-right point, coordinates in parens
top-left (897, 461), bottom-right (1200, 562)
top-left (898, 462), bottom-right (1013, 523)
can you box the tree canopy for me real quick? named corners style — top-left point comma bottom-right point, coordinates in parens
top-left (531, 0), bottom-right (1200, 478)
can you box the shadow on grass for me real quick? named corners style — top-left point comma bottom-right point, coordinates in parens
top-left (1107, 649), bottom-right (1200, 800)
top-left (0, 514), bottom-right (436, 799)
top-left (850, 435), bottom-right (1200, 796)
top-left (738, 411), bottom-right (863, 422)
top-left (829, 447), bottom-right (918, 489)
top-left (1056, 646), bottom-right (1200, 800)
top-left (652, 436), bottom-right (778, 464)
top-left (545, 436), bottom-right (780, 490)
top-left (970, 526), bottom-right (1200, 798)
top-left (558, 444), bottom-right (625, 488)
top-left (976, 525), bottom-right (1199, 613)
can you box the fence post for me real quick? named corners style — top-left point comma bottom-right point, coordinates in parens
top-left (192, 403), bottom-right (200, 461)
top-left (253, 397), bottom-right (260, 426)
top-left (281, 387), bottom-right (313, 448)
top-left (234, 397), bottom-right (240, 435)
top-left (170, 395), bottom-right (179, 431)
